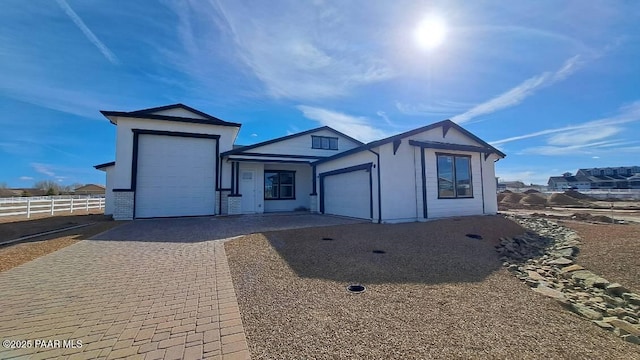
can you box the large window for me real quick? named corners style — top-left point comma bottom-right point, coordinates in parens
top-left (312, 135), bottom-right (338, 150)
top-left (264, 171), bottom-right (295, 200)
top-left (437, 154), bottom-right (472, 198)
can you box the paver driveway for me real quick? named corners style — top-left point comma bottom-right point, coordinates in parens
top-left (0, 214), bottom-right (364, 360)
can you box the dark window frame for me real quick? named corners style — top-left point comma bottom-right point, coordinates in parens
top-left (436, 152), bottom-right (474, 199)
top-left (311, 135), bottom-right (339, 150)
top-left (264, 170), bottom-right (296, 200)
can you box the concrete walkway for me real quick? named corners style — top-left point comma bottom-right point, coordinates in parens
top-left (0, 214), bottom-right (364, 360)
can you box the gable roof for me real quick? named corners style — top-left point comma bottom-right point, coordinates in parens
top-left (75, 184), bottom-right (105, 191)
top-left (100, 103), bottom-right (242, 127)
top-left (313, 119), bottom-right (505, 165)
top-left (221, 126), bottom-right (364, 156)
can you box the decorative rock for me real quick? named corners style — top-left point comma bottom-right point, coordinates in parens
top-left (560, 264), bottom-right (584, 274)
top-left (606, 283), bottom-right (629, 297)
top-left (570, 303), bottom-right (603, 320)
top-left (527, 270), bottom-right (546, 281)
top-left (532, 285), bottom-right (566, 300)
top-left (606, 319), bottom-right (640, 336)
top-left (606, 307), bottom-right (636, 318)
top-left (548, 257), bottom-right (573, 266)
top-left (525, 278), bottom-right (539, 287)
top-left (552, 246), bottom-right (577, 258)
top-left (584, 277), bottom-right (610, 289)
top-left (593, 320), bottom-right (615, 330)
top-left (571, 270), bottom-right (597, 282)
top-left (622, 293), bottom-right (640, 306)
top-left (623, 335), bottom-right (640, 345)
top-left (499, 215), bottom-right (640, 345)
top-left (602, 295), bottom-right (626, 307)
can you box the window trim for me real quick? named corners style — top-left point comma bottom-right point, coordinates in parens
top-left (264, 170), bottom-right (296, 200)
top-left (436, 152), bottom-right (474, 199)
top-left (311, 135), bottom-right (339, 150)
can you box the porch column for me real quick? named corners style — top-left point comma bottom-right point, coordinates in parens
top-left (228, 161), bottom-right (242, 215)
top-left (310, 165), bottom-right (318, 213)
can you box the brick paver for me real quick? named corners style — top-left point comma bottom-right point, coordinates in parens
top-left (0, 235), bottom-right (250, 359)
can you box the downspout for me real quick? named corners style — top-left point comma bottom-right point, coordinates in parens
top-left (368, 149), bottom-right (382, 224)
top-left (480, 154), bottom-right (485, 214)
top-left (217, 140), bottom-right (221, 215)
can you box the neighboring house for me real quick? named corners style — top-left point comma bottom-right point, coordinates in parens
top-left (548, 167), bottom-right (640, 190)
top-left (95, 104), bottom-right (505, 222)
top-left (0, 188), bottom-right (47, 197)
top-left (74, 184), bottom-right (106, 195)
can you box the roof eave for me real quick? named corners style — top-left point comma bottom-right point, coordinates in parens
top-left (94, 161), bottom-right (115, 170)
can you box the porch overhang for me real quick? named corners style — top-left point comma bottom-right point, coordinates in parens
top-left (225, 153), bottom-right (321, 164)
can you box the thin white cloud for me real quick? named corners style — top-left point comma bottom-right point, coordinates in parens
top-left (376, 111), bottom-right (402, 128)
top-left (395, 100), bottom-right (477, 117)
top-left (518, 140), bottom-right (635, 156)
top-left (19, 176), bottom-right (34, 181)
top-left (451, 55), bottom-right (583, 123)
top-left (32, 163), bottom-right (56, 177)
top-left (297, 106), bottom-right (388, 143)
top-left (56, 0), bottom-right (119, 64)
top-left (170, 1), bottom-right (394, 99)
top-left (547, 126), bottom-right (622, 146)
top-left (490, 101), bottom-right (640, 146)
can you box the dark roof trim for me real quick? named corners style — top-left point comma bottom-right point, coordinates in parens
top-left (228, 152), bottom-right (325, 159)
top-left (100, 103), bottom-right (241, 127)
top-left (408, 140), bottom-right (497, 155)
top-left (221, 126), bottom-right (364, 156)
top-left (313, 119), bottom-right (505, 165)
top-left (230, 158), bottom-right (312, 164)
top-left (94, 161), bottom-right (115, 170)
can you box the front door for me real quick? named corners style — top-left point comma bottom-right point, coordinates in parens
top-left (240, 170), bottom-right (256, 213)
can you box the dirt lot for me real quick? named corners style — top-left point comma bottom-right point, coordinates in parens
top-left (563, 221), bottom-right (640, 293)
top-left (226, 216), bottom-right (640, 359)
top-left (0, 215), bottom-right (120, 272)
top-left (498, 190), bottom-right (640, 224)
top-left (0, 212), bottom-right (108, 241)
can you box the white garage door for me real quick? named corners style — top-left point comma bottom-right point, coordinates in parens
top-left (323, 169), bottom-right (371, 219)
top-left (135, 134), bottom-right (216, 218)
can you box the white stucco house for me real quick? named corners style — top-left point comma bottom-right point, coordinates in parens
top-left (95, 104), bottom-right (505, 222)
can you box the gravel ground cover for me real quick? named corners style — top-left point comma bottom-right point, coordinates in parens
top-left (563, 221), bottom-right (640, 293)
top-left (226, 215), bottom-right (640, 359)
top-left (0, 221), bottom-right (120, 272)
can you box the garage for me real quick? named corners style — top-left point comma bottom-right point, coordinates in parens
top-left (320, 163), bottom-right (372, 219)
top-left (135, 133), bottom-right (217, 218)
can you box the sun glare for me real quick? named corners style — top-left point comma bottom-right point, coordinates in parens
top-left (414, 15), bottom-right (447, 50)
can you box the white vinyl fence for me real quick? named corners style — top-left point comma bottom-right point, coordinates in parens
top-left (0, 196), bottom-right (105, 219)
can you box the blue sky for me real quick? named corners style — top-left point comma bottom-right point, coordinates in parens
top-left (1, 0), bottom-right (639, 187)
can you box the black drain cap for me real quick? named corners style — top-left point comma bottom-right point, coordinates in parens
top-left (347, 284), bottom-right (366, 293)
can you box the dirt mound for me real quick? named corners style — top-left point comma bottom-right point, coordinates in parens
top-left (519, 193), bottom-right (547, 205)
top-left (564, 190), bottom-right (595, 201)
top-left (500, 193), bottom-right (525, 204)
top-left (571, 213), bottom-right (616, 223)
top-left (497, 193), bottom-right (506, 202)
top-left (548, 193), bottom-right (583, 206)
top-left (523, 189), bottom-right (540, 194)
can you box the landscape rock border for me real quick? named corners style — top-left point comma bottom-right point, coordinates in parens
top-left (497, 215), bottom-right (640, 345)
